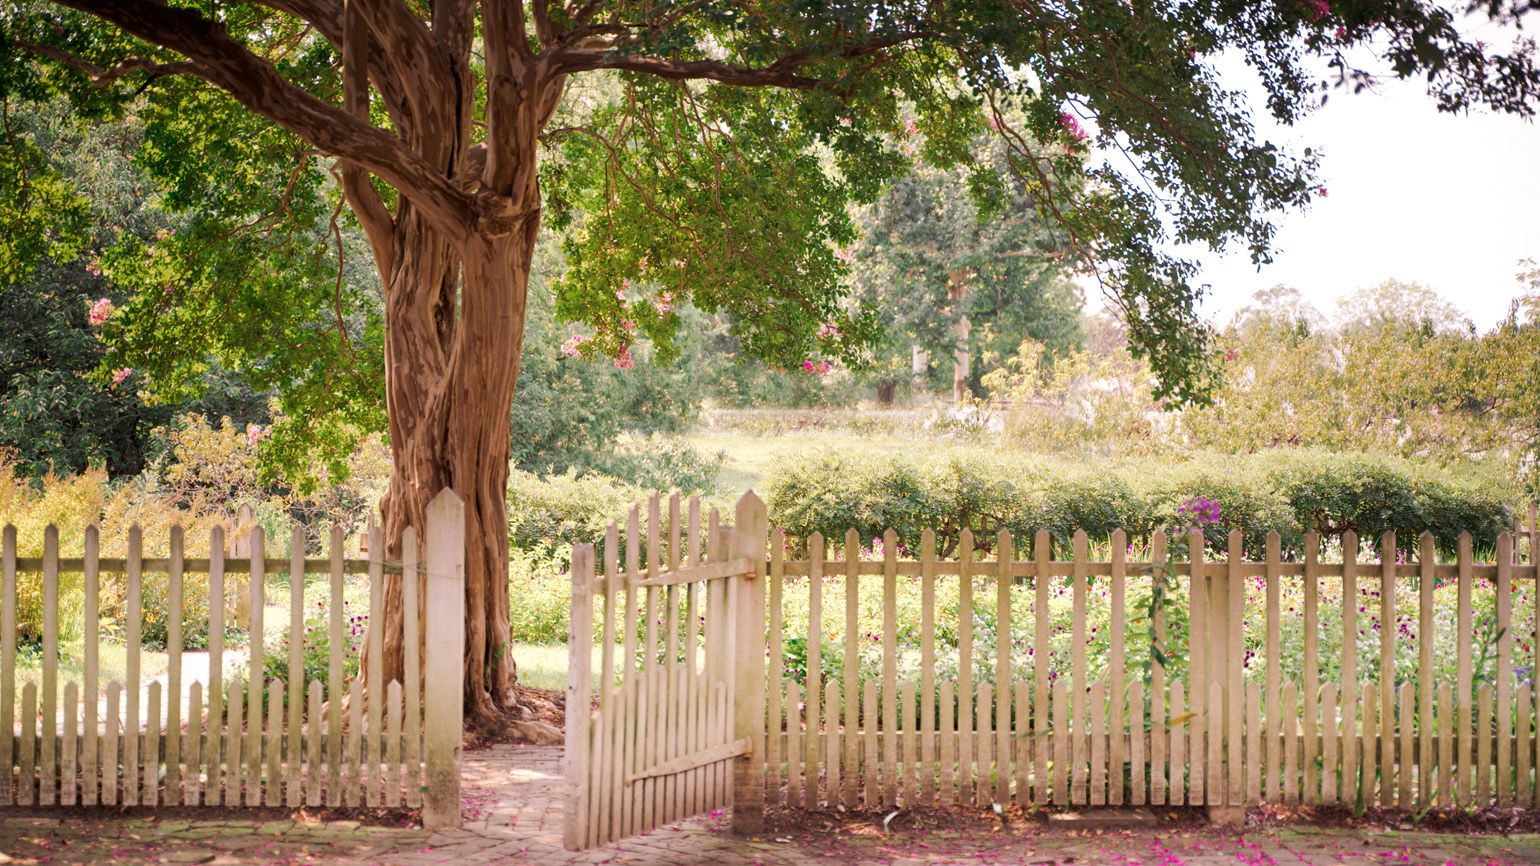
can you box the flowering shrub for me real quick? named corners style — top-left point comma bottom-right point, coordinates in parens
top-left (262, 577), bottom-right (368, 697)
top-left (767, 448), bottom-right (1513, 560)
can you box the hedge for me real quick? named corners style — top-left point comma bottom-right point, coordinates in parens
top-left (764, 449), bottom-right (1518, 558)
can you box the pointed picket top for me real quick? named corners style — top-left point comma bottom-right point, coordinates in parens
top-left (426, 485), bottom-right (464, 515)
top-left (736, 489), bottom-right (765, 525)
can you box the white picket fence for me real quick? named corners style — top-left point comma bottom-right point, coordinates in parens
top-left (1, 488), bottom-right (465, 827)
top-left (566, 493), bottom-right (1540, 849)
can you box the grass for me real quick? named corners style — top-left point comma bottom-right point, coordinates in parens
top-left (512, 642), bottom-right (571, 691)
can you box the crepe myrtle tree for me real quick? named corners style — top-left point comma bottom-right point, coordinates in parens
top-left (3, 0), bottom-right (1536, 732)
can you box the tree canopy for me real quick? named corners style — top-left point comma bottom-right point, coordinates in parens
top-left (3, 0), bottom-right (1537, 727)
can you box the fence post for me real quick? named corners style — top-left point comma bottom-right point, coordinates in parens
top-left (423, 488), bottom-right (465, 830)
top-left (563, 543), bottom-right (595, 850)
top-left (730, 491), bottom-right (768, 834)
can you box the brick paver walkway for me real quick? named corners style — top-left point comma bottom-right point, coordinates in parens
top-left (3, 745), bottom-right (1540, 865)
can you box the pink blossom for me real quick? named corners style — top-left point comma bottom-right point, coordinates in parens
top-left (560, 334), bottom-right (585, 357)
top-left (111, 368), bottom-right (133, 385)
top-left (87, 297), bottom-right (115, 326)
top-left (1058, 112), bottom-right (1088, 143)
top-left (1305, 0), bottom-right (1330, 20)
top-left (1317, 186), bottom-right (1328, 198)
top-left (621, 319), bottom-right (636, 332)
top-left (246, 423), bottom-right (269, 448)
top-left (85, 260), bottom-right (102, 277)
top-left (903, 118), bottom-right (919, 137)
top-left (1335, 24), bottom-right (1348, 40)
top-left (614, 347), bottom-right (634, 370)
top-left (653, 291), bottom-right (673, 314)
top-left (816, 322), bottom-right (841, 339)
top-left (802, 358), bottom-right (833, 376)
top-left (838, 117), bottom-right (852, 127)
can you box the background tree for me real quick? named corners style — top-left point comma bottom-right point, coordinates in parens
top-left (848, 141), bottom-right (1082, 402)
top-left (3, 0), bottom-right (1536, 729)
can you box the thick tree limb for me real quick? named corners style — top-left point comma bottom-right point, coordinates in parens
top-left (341, 0), bottom-right (396, 279)
top-left (55, 0), bottom-right (478, 235)
top-left (255, 0), bottom-right (416, 135)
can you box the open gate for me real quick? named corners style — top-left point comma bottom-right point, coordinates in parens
top-left (563, 493), bottom-right (767, 850)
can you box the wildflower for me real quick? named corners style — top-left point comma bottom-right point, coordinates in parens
top-left (111, 367), bottom-right (133, 385)
top-left (560, 334), bottom-right (585, 357)
top-left (614, 347), bottom-right (634, 370)
top-left (88, 297), bottom-right (115, 326)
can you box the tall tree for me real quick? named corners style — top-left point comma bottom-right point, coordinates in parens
top-left (3, 0), bottom-right (1536, 730)
top-left (849, 143), bottom-right (1082, 402)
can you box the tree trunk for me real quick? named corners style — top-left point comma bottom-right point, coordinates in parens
top-left (948, 270), bottom-right (973, 403)
top-left (371, 204), bottom-right (556, 739)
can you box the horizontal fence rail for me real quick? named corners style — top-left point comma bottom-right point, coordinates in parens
top-left (1, 489), bottom-right (465, 826)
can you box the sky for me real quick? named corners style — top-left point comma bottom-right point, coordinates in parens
top-left (1092, 24), bottom-right (1540, 330)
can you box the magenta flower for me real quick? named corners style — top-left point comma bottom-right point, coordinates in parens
top-left (1058, 112), bottom-right (1088, 142)
top-left (1305, 0), bottom-right (1330, 20)
top-left (614, 347), bottom-right (634, 370)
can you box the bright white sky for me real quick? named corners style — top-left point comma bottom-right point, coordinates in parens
top-left (1091, 25), bottom-right (1540, 330)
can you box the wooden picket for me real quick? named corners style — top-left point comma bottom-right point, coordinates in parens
top-left (2, 488), bottom-right (465, 826)
top-left (563, 492), bottom-right (1540, 849)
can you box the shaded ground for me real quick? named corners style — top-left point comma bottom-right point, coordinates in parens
top-left (3, 745), bottom-right (1540, 865)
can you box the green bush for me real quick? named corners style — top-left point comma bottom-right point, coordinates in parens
top-left (1263, 451), bottom-right (1512, 555)
top-left (1145, 458), bottom-right (1301, 557)
top-left (507, 469), bottom-right (640, 552)
top-left (590, 435), bottom-right (723, 495)
top-left (508, 546), bottom-right (574, 644)
top-left (765, 448), bottom-right (1515, 557)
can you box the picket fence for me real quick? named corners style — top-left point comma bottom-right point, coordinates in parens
top-left (566, 494), bottom-right (1540, 849)
top-left (1, 488), bottom-right (466, 828)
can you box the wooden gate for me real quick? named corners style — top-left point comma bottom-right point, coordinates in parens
top-left (564, 493), bottom-right (767, 850)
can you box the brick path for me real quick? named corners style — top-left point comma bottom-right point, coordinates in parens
top-left (3, 745), bottom-right (1540, 865)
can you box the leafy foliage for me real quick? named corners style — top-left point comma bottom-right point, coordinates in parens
top-left (764, 448), bottom-right (1516, 559)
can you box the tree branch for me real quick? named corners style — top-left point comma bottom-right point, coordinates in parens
top-left (53, 0), bottom-right (478, 236)
top-left (547, 31), bottom-right (926, 88)
top-left (255, 0), bottom-right (415, 135)
top-left (341, 0), bottom-right (396, 280)
top-left (13, 40), bottom-right (206, 84)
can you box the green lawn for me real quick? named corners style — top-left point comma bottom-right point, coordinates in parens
top-left (513, 642), bottom-right (592, 692)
